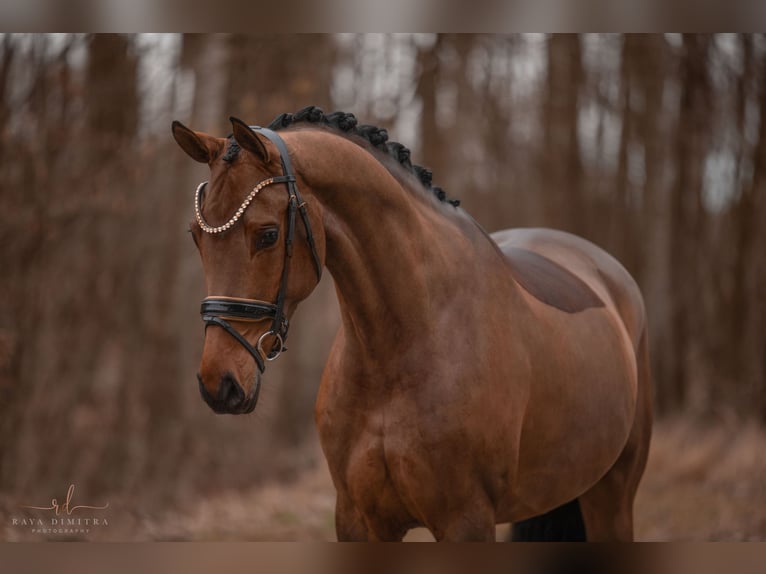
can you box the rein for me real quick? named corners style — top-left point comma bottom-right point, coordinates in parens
top-left (195, 127), bottom-right (322, 374)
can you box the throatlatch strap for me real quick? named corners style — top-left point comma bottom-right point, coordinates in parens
top-left (251, 127), bottom-right (323, 282)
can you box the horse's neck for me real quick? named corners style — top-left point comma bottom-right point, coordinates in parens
top-left (291, 130), bottom-right (505, 363)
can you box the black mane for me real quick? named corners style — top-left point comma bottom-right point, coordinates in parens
top-left (224, 106), bottom-right (459, 208)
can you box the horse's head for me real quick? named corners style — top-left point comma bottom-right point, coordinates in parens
top-left (172, 117), bottom-right (325, 414)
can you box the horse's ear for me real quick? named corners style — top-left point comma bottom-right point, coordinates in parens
top-left (230, 117), bottom-right (270, 163)
top-left (171, 121), bottom-right (221, 163)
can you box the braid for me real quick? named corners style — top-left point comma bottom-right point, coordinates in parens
top-left (325, 111), bottom-right (358, 132)
top-left (356, 124), bottom-right (389, 151)
top-left (413, 165), bottom-right (432, 187)
top-left (267, 112), bottom-right (294, 130)
top-left (267, 106), bottom-right (460, 208)
top-left (387, 142), bottom-right (412, 170)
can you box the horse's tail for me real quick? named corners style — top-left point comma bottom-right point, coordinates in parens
top-left (510, 499), bottom-right (587, 541)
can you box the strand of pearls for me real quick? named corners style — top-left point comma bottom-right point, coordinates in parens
top-left (194, 177), bottom-right (279, 234)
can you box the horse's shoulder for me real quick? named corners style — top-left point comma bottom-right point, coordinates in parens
top-left (491, 229), bottom-right (606, 314)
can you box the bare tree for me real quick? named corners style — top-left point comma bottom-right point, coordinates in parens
top-left (543, 34), bottom-right (586, 236)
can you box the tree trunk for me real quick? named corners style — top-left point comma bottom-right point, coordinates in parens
top-left (543, 34), bottom-right (585, 236)
top-left (736, 44), bottom-right (766, 419)
top-left (416, 34), bottom-right (445, 180)
top-left (666, 34), bottom-right (712, 412)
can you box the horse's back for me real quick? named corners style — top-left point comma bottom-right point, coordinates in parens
top-left (491, 227), bottom-right (646, 350)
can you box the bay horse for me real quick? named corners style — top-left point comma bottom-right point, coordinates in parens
top-left (172, 106), bottom-right (652, 541)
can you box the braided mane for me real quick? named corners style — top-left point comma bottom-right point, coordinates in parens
top-left (225, 106), bottom-right (460, 208)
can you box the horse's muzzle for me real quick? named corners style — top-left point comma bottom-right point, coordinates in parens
top-left (197, 371), bottom-right (261, 414)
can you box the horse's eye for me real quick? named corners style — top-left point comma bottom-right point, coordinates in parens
top-left (255, 227), bottom-right (279, 250)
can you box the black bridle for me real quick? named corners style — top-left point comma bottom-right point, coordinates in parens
top-left (196, 127), bottom-right (322, 374)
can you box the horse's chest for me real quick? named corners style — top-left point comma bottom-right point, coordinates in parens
top-left (330, 399), bottom-right (494, 536)
top-left (335, 421), bottom-right (420, 533)
top-left (318, 402), bottom-right (436, 532)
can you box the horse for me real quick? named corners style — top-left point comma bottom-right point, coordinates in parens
top-left (172, 106), bottom-right (652, 541)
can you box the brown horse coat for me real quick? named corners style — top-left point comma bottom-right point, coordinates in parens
top-left (175, 120), bottom-right (652, 541)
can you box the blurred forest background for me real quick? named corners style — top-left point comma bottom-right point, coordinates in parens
top-left (0, 34), bottom-right (764, 539)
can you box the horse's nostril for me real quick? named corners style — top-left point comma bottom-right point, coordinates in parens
top-left (219, 372), bottom-right (245, 408)
top-left (197, 372), bottom-right (246, 412)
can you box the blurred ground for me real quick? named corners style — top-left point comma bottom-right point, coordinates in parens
top-left (138, 417), bottom-right (766, 541)
top-left (4, 417), bottom-right (763, 541)
top-left (635, 417), bottom-right (766, 541)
